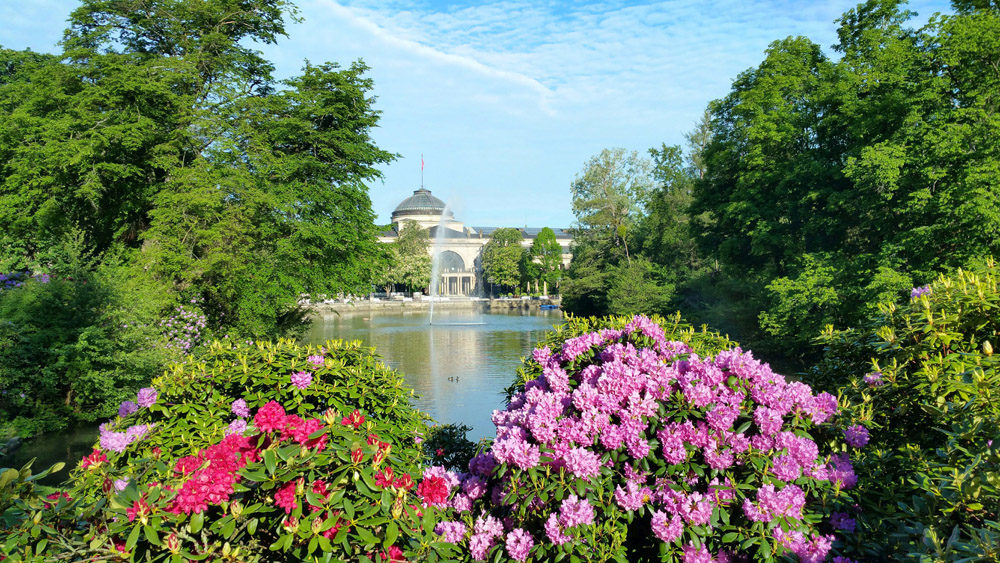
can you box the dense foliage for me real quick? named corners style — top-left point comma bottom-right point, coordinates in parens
top-left (377, 222), bottom-right (432, 294)
top-left (0, 238), bottom-right (178, 438)
top-left (421, 315), bottom-right (863, 561)
top-left (563, 1), bottom-right (1000, 366)
top-left (1, 339), bottom-right (444, 561)
top-left (482, 228), bottom-right (526, 294)
top-left (0, 0), bottom-right (393, 338)
top-left (563, 149), bottom-right (674, 316)
top-left (0, 0), bottom-right (396, 436)
top-left (524, 227), bottom-right (564, 294)
top-left (812, 260), bottom-right (1000, 560)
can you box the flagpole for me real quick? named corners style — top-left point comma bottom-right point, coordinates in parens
top-left (420, 153), bottom-right (424, 189)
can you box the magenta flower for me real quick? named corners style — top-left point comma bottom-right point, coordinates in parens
top-left (651, 510), bottom-right (683, 542)
top-left (562, 447), bottom-right (602, 480)
top-left (306, 354), bottom-right (324, 367)
top-left (559, 495), bottom-right (594, 528)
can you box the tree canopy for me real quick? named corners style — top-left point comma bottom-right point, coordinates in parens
top-left (378, 222), bottom-right (431, 294)
top-left (0, 0), bottom-right (394, 337)
top-left (482, 228), bottom-right (525, 292)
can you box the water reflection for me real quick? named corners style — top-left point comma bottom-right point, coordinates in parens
top-left (1, 309), bottom-right (561, 483)
top-left (305, 309), bottom-right (562, 441)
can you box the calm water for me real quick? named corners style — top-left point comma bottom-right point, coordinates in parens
top-left (2, 308), bottom-right (561, 482)
top-left (304, 309), bottom-right (563, 442)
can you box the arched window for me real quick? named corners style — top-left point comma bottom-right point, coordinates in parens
top-left (438, 250), bottom-right (465, 272)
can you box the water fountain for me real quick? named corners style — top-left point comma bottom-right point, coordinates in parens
top-left (427, 203), bottom-right (484, 326)
top-left (428, 203), bottom-right (449, 325)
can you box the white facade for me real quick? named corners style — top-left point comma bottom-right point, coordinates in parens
top-left (379, 188), bottom-right (572, 296)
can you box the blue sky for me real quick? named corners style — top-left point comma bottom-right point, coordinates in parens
top-left (1, 0), bottom-right (952, 228)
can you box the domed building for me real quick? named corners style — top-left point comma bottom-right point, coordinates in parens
top-left (378, 187), bottom-right (572, 296)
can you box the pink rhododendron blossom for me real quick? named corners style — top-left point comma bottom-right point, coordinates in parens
top-left (559, 495), bottom-right (594, 528)
top-left (136, 387), bottom-right (158, 408)
top-left (505, 528), bottom-right (534, 562)
top-left (544, 513), bottom-right (572, 545)
top-left (254, 401), bottom-right (286, 432)
top-left (231, 398), bottom-right (249, 418)
top-left (562, 447), bottom-right (602, 480)
top-left (434, 521), bottom-right (466, 543)
top-left (651, 510), bottom-right (683, 542)
top-left (682, 542), bottom-right (713, 563)
top-left (290, 371), bottom-right (312, 389)
top-left (274, 481), bottom-right (298, 514)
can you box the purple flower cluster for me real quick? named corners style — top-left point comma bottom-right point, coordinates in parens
top-left (844, 424), bottom-right (870, 448)
top-left (306, 354), bottom-right (325, 368)
top-left (435, 316), bottom-right (860, 561)
top-left (100, 422), bottom-right (153, 453)
top-left (118, 401), bottom-right (138, 418)
top-left (290, 371), bottom-right (312, 389)
top-left (101, 387), bottom-right (162, 452)
top-left (231, 399), bottom-right (249, 418)
top-left (863, 371), bottom-right (883, 386)
top-left (911, 285), bottom-right (932, 299)
top-left (159, 304), bottom-right (208, 354)
top-left (137, 387), bottom-right (158, 408)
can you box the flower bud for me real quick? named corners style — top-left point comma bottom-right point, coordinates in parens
top-left (323, 408), bottom-right (338, 426)
top-left (351, 448), bottom-right (364, 464)
top-left (312, 516), bottom-right (325, 535)
top-left (282, 516), bottom-right (299, 533)
top-left (230, 501), bottom-right (243, 518)
top-left (165, 533), bottom-right (180, 554)
top-left (984, 340), bottom-right (993, 356)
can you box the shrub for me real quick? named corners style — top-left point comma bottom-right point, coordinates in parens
top-left (0, 255), bottom-right (176, 438)
top-left (818, 259), bottom-right (1000, 560)
top-left (426, 314), bottom-right (861, 562)
top-left (3, 339), bottom-right (442, 561)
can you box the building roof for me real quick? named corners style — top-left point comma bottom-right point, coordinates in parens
top-left (392, 188), bottom-right (452, 217)
top-left (472, 227), bottom-right (573, 239)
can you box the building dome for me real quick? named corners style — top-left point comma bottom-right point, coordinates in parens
top-left (392, 188), bottom-right (452, 219)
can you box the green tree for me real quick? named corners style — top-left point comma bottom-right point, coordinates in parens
top-left (570, 148), bottom-right (654, 265)
top-left (528, 227), bottom-right (564, 293)
top-left (564, 148), bottom-right (661, 315)
top-left (378, 221), bottom-right (431, 293)
top-left (0, 1), bottom-right (395, 337)
top-left (482, 228), bottom-right (525, 293)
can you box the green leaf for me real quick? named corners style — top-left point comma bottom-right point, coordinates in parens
top-left (190, 511), bottom-right (204, 534)
top-left (264, 450), bottom-right (277, 475)
top-left (384, 521), bottom-right (399, 549)
top-left (144, 525), bottom-right (160, 546)
top-left (125, 524), bottom-right (142, 551)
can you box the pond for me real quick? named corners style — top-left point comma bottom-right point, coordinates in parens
top-left (1, 308), bottom-right (562, 483)
top-left (304, 308), bottom-right (563, 442)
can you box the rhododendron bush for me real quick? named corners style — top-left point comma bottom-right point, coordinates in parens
top-left (427, 315), bottom-right (863, 562)
top-left (2, 340), bottom-right (448, 561)
top-left (816, 260), bottom-right (1000, 560)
